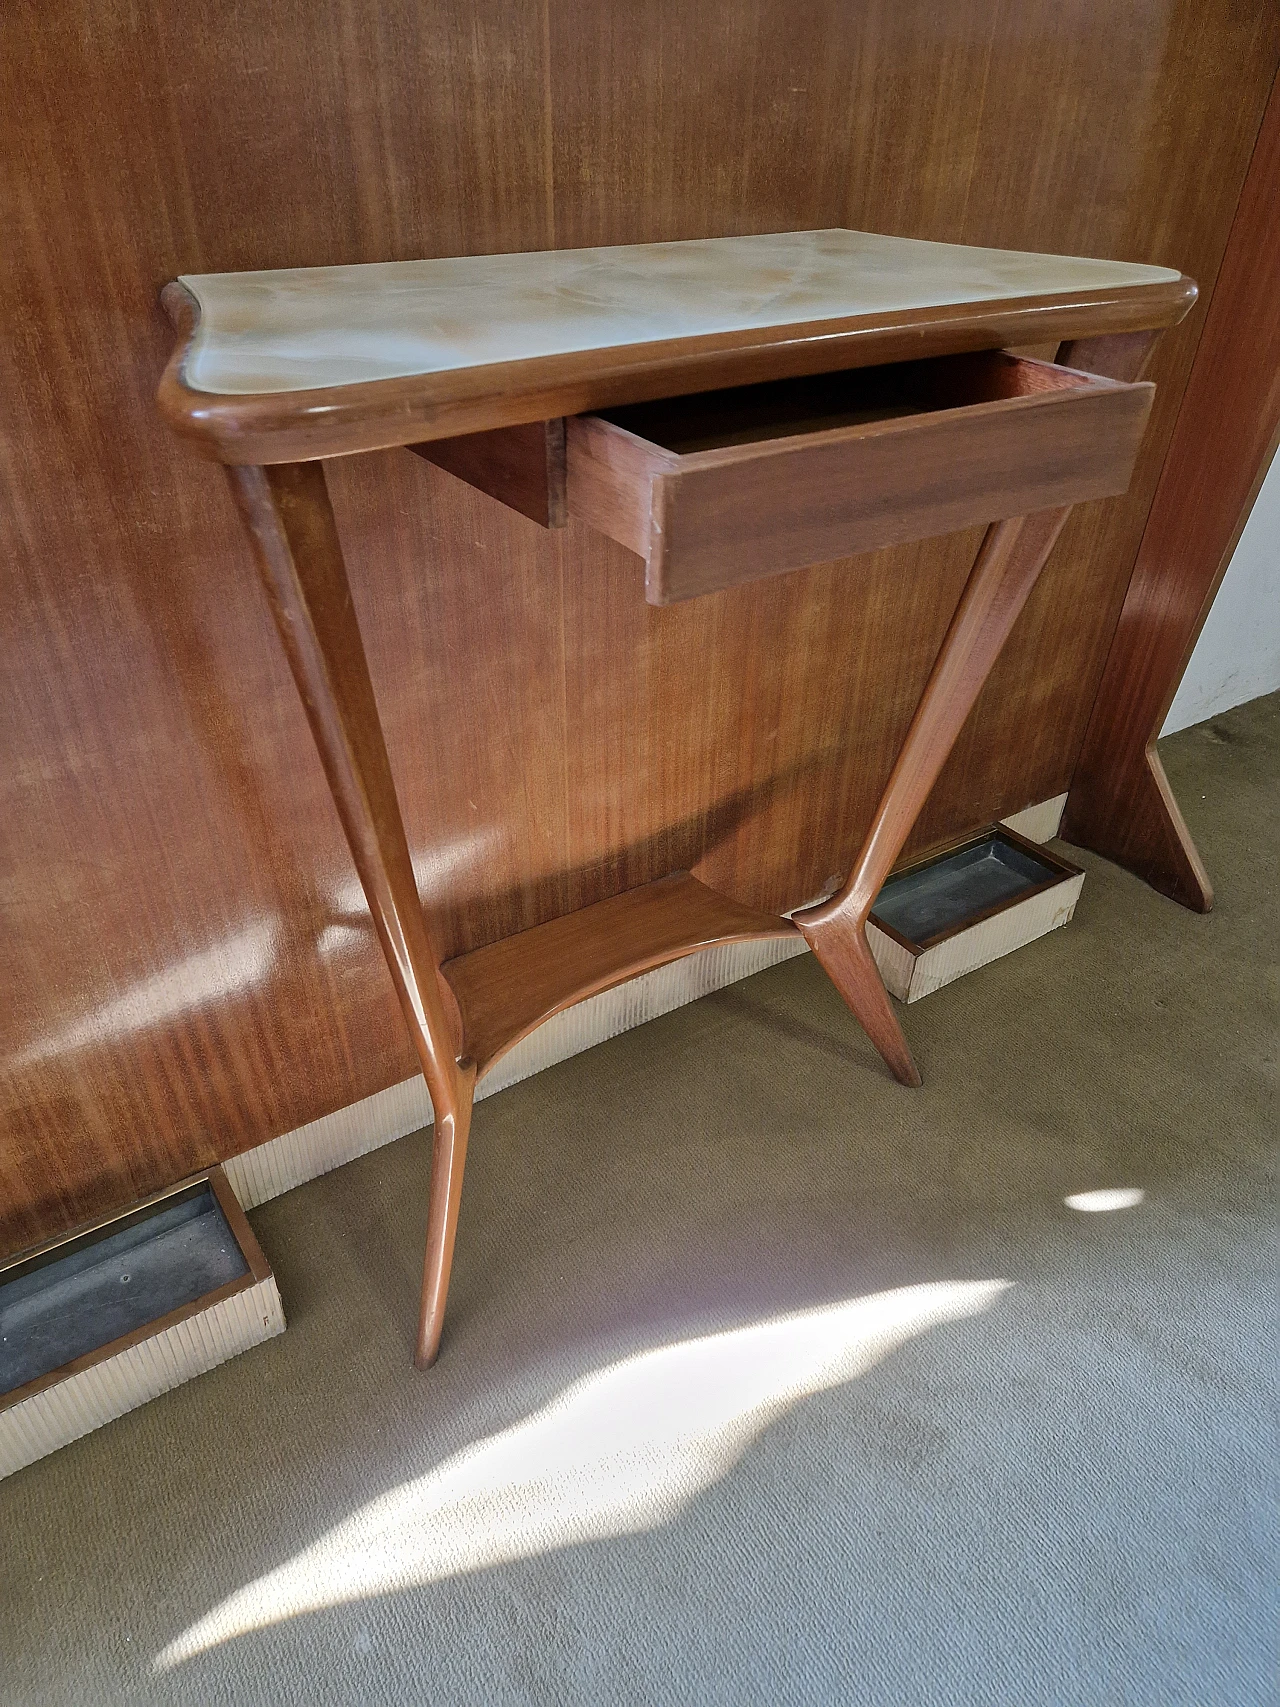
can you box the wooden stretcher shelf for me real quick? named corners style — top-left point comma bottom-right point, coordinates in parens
top-left (442, 873), bottom-right (800, 1078)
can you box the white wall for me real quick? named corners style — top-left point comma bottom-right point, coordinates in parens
top-left (1162, 451), bottom-right (1280, 734)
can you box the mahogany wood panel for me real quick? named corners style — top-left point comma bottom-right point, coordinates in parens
top-left (443, 872), bottom-right (799, 1077)
top-left (2, 0), bottom-right (1277, 1254)
top-left (408, 421), bottom-right (567, 529)
top-left (1062, 74), bottom-right (1280, 907)
top-left (567, 355), bottom-right (1152, 604)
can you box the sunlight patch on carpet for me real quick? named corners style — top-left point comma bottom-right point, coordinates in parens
top-left (155, 1278), bottom-right (1010, 1671)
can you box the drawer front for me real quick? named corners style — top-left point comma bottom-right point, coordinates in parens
top-left (566, 355), bottom-right (1154, 605)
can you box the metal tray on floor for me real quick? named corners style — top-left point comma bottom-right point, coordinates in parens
top-left (0, 1167), bottom-right (284, 1479)
top-left (867, 826), bottom-right (1084, 1003)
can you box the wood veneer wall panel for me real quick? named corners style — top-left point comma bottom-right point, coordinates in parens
top-left (1, 0), bottom-right (1277, 1249)
top-left (0, 0), bottom-right (556, 1249)
top-left (549, 0), bottom-right (1279, 852)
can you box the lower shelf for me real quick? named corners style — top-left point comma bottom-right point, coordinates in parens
top-left (442, 871), bottom-right (800, 1078)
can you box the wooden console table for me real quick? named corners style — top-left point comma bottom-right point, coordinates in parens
top-left (159, 229), bottom-right (1195, 1365)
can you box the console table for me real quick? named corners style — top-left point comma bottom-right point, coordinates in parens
top-left (159, 229), bottom-right (1195, 1365)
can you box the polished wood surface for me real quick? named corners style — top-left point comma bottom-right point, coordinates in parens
top-left (222, 383), bottom-right (1103, 1354)
top-left (4, 0), bottom-right (1277, 1256)
top-left (409, 421), bottom-right (567, 529)
top-left (1063, 75), bottom-right (1280, 908)
top-left (418, 1061), bottom-right (476, 1368)
top-left (225, 463), bottom-right (465, 1119)
top-left (796, 507), bottom-right (1070, 1085)
top-left (213, 314), bottom-right (1150, 1351)
top-left (444, 872), bottom-right (799, 1076)
top-left (568, 354), bottom-right (1153, 604)
top-left (226, 462), bottom-right (472, 1364)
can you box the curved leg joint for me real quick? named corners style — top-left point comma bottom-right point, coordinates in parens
top-left (796, 911), bottom-right (922, 1087)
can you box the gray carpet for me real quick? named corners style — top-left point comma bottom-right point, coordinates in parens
top-left (2, 694), bottom-right (1276, 1707)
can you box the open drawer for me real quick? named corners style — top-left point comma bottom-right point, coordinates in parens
top-left (565, 351), bottom-right (1153, 604)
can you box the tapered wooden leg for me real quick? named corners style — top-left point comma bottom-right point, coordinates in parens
top-left (227, 461), bottom-right (474, 1364)
top-left (803, 917), bottom-right (924, 1087)
top-left (417, 1058), bottom-right (477, 1367)
top-left (795, 506), bottom-right (1071, 1085)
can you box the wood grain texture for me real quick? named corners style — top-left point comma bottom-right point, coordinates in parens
top-left (563, 413), bottom-right (673, 558)
top-left (2, 0), bottom-right (1277, 1251)
top-left (1062, 74), bottom-right (1280, 907)
top-left (224, 462), bottom-right (465, 1122)
top-left (443, 873), bottom-right (799, 1076)
top-left (408, 420), bottom-right (567, 529)
top-left (567, 355), bottom-right (1152, 604)
top-left (228, 461), bottom-right (483, 1367)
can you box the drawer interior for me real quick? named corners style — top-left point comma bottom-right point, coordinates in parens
top-left (598, 349), bottom-right (1088, 454)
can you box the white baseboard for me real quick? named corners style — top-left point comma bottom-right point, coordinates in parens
top-left (222, 795), bottom-right (1067, 1211)
top-left (1000, 792), bottom-right (1067, 844)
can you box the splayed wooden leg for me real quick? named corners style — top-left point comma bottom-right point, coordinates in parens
top-left (796, 506), bottom-right (1071, 1084)
top-left (227, 461), bottom-right (474, 1366)
top-left (417, 1059), bottom-right (478, 1368)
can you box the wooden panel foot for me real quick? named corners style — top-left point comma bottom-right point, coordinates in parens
top-left (1062, 84), bottom-right (1280, 910)
top-left (796, 507), bottom-right (1071, 1083)
top-left (1062, 747), bottom-right (1212, 911)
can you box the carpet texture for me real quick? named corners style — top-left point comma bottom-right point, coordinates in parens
top-left (2, 694), bottom-right (1276, 1707)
